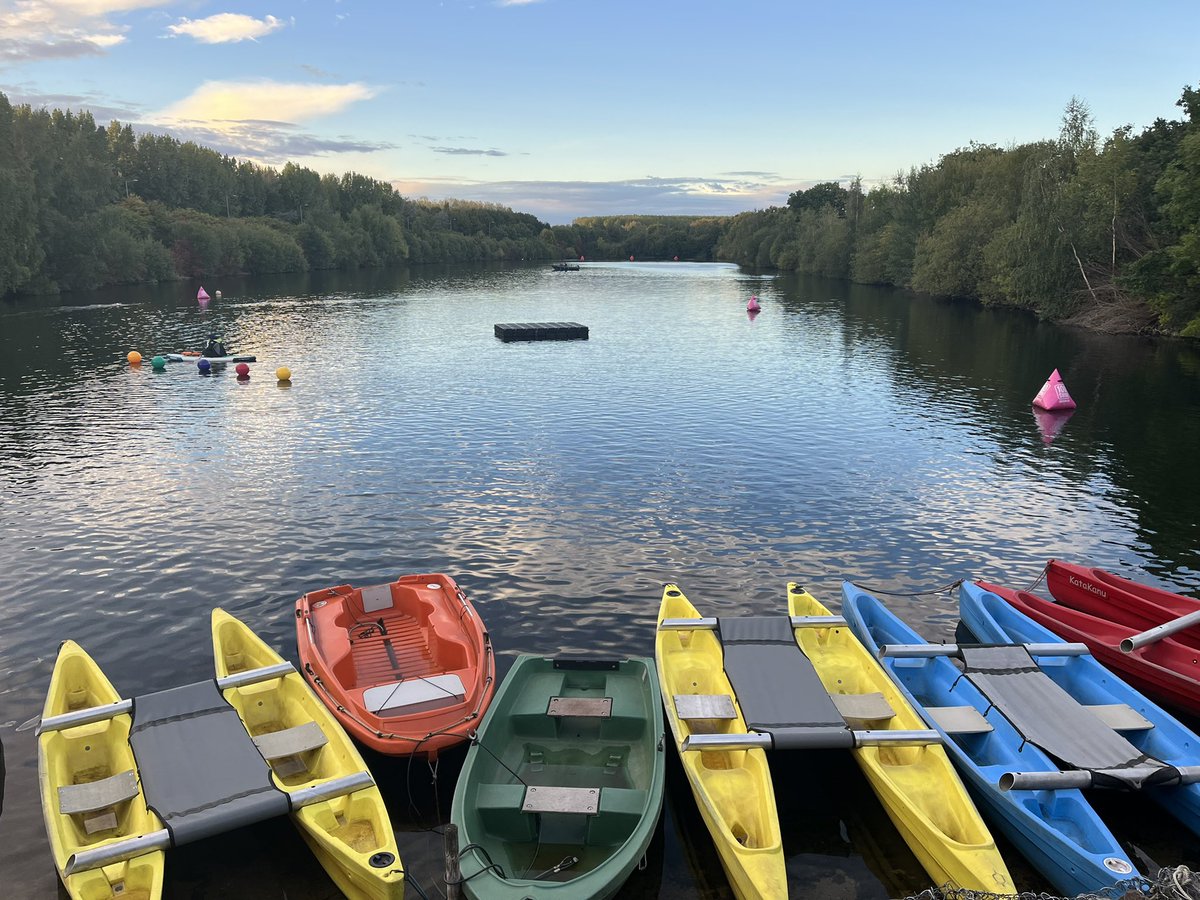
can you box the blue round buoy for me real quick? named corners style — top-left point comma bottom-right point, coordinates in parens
top-left (197, 358), bottom-right (211, 373)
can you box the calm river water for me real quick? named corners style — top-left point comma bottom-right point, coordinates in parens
top-left (2, 261), bottom-right (1199, 898)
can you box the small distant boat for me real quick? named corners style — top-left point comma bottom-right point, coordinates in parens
top-left (451, 654), bottom-right (665, 899)
top-left (552, 263), bottom-right (581, 271)
top-left (295, 573), bottom-right (495, 757)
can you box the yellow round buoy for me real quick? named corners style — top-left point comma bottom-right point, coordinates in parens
top-left (276, 366), bottom-right (292, 382)
top-left (127, 351), bottom-right (142, 365)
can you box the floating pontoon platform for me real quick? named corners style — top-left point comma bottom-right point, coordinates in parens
top-left (494, 322), bottom-right (589, 342)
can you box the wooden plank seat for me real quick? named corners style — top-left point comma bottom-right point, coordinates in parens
top-left (1085, 703), bottom-right (1155, 732)
top-left (673, 694), bottom-right (737, 720)
top-left (831, 692), bottom-right (896, 723)
top-left (925, 705), bottom-right (994, 734)
top-left (546, 697), bottom-right (612, 718)
top-left (60, 770), bottom-right (140, 833)
top-left (362, 674), bottom-right (466, 717)
top-left (521, 785), bottom-right (600, 815)
top-left (252, 720), bottom-right (328, 777)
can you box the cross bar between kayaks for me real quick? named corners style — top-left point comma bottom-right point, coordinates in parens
top-left (879, 642), bottom-right (1091, 659)
top-left (682, 728), bottom-right (942, 752)
top-left (64, 770), bottom-right (376, 875)
top-left (659, 615), bottom-right (847, 630)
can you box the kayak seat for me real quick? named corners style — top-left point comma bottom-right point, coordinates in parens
top-left (59, 769), bottom-right (140, 835)
top-left (924, 706), bottom-right (994, 734)
top-left (674, 693), bottom-right (738, 735)
top-left (474, 783), bottom-right (535, 841)
top-left (830, 692), bottom-right (896, 725)
top-left (1086, 704), bottom-right (1154, 731)
top-left (587, 787), bottom-right (646, 846)
top-left (252, 722), bottom-right (328, 777)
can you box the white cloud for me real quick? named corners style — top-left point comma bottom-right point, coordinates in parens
top-left (166, 13), bottom-right (288, 44)
top-left (0, 0), bottom-right (168, 62)
top-left (160, 79), bottom-right (378, 123)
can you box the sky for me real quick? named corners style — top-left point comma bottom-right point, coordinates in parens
top-left (1, 1), bottom-right (1198, 225)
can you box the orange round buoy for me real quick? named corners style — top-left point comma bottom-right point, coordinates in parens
top-left (127, 351), bottom-right (142, 365)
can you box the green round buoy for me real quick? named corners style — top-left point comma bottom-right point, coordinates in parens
top-left (151, 355), bottom-right (167, 370)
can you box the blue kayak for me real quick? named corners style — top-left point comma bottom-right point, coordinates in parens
top-left (841, 581), bottom-right (1139, 896)
top-left (960, 579), bottom-right (1200, 841)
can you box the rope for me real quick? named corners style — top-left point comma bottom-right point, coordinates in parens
top-left (1025, 561), bottom-right (1051, 593)
top-left (852, 578), bottom-right (964, 598)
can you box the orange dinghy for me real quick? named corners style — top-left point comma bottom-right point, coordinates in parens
top-left (295, 574), bottom-right (495, 757)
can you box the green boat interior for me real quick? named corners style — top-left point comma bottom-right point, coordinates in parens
top-left (463, 658), bottom-right (658, 882)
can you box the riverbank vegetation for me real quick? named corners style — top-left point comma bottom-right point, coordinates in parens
top-left (717, 88), bottom-right (1200, 337)
top-left (2, 85), bottom-right (1198, 336)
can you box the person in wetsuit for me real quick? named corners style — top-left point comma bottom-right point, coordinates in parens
top-left (202, 335), bottom-right (231, 358)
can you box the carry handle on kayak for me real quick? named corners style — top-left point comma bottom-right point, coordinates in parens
top-left (1000, 765), bottom-right (1200, 792)
top-left (1120, 608), bottom-right (1200, 653)
top-left (681, 729), bottom-right (940, 752)
top-left (64, 770), bottom-right (376, 875)
top-left (659, 615), bottom-right (847, 631)
top-left (879, 642), bottom-right (1091, 659)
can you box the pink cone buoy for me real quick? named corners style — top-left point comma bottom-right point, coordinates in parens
top-left (747, 295), bottom-right (761, 312)
top-left (197, 286), bottom-right (210, 301)
top-left (1032, 368), bottom-right (1076, 411)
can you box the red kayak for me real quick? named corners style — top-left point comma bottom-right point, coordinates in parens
top-left (1045, 560), bottom-right (1200, 651)
top-left (977, 578), bottom-right (1200, 717)
top-left (296, 573), bottom-right (495, 757)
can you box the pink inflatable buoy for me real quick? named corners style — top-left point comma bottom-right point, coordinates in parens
top-left (197, 286), bottom-right (210, 301)
top-left (1032, 368), bottom-right (1076, 411)
top-left (747, 295), bottom-right (761, 312)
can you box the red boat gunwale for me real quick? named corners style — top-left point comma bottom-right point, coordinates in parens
top-left (977, 579), bottom-right (1200, 717)
top-left (1045, 560), bottom-right (1200, 650)
top-left (295, 573), bottom-right (495, 756)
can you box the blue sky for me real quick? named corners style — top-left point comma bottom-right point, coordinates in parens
top-left (2, 1), bottom-right (1198, 224)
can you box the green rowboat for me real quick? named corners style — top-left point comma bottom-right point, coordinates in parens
top-left (450, 655), bottom-right (665, 899)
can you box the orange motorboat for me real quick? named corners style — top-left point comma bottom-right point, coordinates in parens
top-left (295, 573), bottom-right (495, 757)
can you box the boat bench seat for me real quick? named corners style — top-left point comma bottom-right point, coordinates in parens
top-left (252, 721), bottom-right (328, 776)
top-left (59, 769), bottom-right (140, 835)
top-left (925, 705), bottom-right (994, 734)
top-left (1086, 703), bottom-right (1154, 732)
top-left (363, 674), bottom-right (466, 717)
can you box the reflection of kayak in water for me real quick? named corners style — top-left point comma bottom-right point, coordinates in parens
top-left (167, 352), bottom-right (256, 363)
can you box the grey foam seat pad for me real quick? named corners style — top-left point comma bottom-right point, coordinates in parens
top-left (961, 645), bottom-right (1157, 773)
top-left (718, 616), bottom-right (852, 750)
top-left (130, 680), bottom-right (290, 845)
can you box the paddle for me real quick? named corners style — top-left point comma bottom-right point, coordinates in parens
top-left (1120, 608), bottom-right (1200, 653)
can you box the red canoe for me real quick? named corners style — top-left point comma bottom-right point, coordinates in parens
top-left (1045, 560), bottom-right (1200, 651)
top-left (977, 578), bottom-right (1200, 717)
top-left (296, 573), bottom-right (495, 756)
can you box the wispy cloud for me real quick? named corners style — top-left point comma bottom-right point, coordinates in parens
top-left (0, 82), bottom-right (145, 120)
top-left (391, 174), bottom-right (800, 225)
top-left (147, 119), bottom-right (396, 163)
top-left (166, 13), bottom-right (289, 44)
top-left (161, 79), bottom-right (378, 123)
top-left (496, 0), bottom-right (545, 6)
top-left (433, 146), bottom-right (509, 157)
top-left (0, 0), bottom-right (166, 63)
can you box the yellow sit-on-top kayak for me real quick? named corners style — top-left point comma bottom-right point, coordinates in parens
top-left (655, 584), bottom-right (786, 900)
top-left (786, 583), bottom-right (1013, 894)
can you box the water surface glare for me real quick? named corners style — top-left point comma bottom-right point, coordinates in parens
top-left (3, 261), bottom-right (1200, 897)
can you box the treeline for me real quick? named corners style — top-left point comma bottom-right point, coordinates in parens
top-left (0, 91), bottom-right (561, 297)
top-left (717, 88), bottom-right (1200, 337)
top-left (548, 215), bottom-right (727, 262)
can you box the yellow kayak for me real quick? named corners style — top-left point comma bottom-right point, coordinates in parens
top-left (38, 641), bottom-right (166, 900)
top-left (39, 611), bottom-right (404, 900)
top-left (655, 584), bottom-right (786, 900)
top-left (786, 583), bottom-right (1014, 894)
top-left (212, 608), bottom-right (406, 900)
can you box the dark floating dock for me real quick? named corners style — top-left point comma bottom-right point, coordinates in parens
top-left (494, 322), bottom-right (589, 342)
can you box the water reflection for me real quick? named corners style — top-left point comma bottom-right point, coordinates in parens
top-left (1033, 406), bottom-right (1075, 444)
top-left (3, 262), bottom-right (1200, 897)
